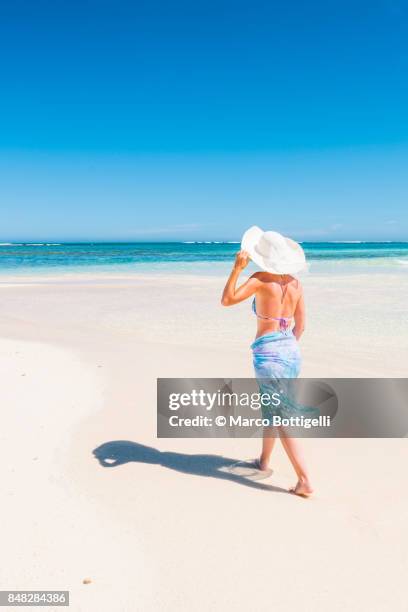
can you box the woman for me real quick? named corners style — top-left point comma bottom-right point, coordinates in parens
top-left (221, 226), bottom-right (313, 496)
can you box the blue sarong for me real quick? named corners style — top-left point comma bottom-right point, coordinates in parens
top-left (251, 331), bottom-right (317, 421)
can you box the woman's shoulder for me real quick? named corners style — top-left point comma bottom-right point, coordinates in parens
top-left (248, 271), bottom-right (276, 284)
top-left (249, 273), bottom-right (303, 293)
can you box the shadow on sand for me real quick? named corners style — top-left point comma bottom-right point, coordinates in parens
top-left (93, 440), bottom-right (289, 494)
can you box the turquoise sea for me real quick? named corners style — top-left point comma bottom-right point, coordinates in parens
top-left (0, 241), bottom-right (408, 277)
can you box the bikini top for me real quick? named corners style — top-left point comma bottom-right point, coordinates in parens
top-left (252, 298), bottom-right (293, 330)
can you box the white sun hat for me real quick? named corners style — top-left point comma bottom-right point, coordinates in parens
top-left (241, 225), bottom-right (306, 274)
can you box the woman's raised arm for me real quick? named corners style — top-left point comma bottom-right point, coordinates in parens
top-left (221, 251), bottom-right (260, 306)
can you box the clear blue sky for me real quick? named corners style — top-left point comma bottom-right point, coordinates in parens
top-left (1, 0), bottom-right (407, 241)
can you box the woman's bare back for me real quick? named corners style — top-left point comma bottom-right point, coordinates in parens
top-left (252, 273), bottom-right (304, 338)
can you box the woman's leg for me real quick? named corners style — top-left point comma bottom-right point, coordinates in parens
top-left (279, 430), bottom-right (313, 495)
top-left (259, 426), bottom-right (277, 470)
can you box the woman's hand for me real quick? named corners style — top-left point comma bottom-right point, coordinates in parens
top-left (234, 250), bottom-right (250, 271)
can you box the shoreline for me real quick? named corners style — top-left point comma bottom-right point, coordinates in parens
top-left (0, 263), bottom-right (407, 285)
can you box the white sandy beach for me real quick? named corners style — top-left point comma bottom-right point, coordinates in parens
top-left (1, 272), bottom-right (407, 611)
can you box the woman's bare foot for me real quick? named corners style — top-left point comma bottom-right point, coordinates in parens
top-left (255, 457), bottom-right (270, 471)
top-left (289, 478), bottom-right (313, 497)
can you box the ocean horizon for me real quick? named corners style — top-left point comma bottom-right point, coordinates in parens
top-left (1, 241), bottom-right (408, 277)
